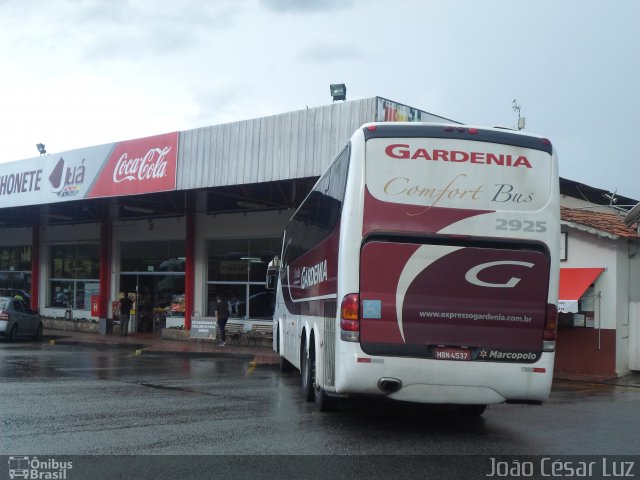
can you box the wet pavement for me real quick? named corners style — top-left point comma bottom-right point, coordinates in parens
top-left (43, 328), bottom-right (279, 366)
top-left (42, 328), bottom-right (640, 388)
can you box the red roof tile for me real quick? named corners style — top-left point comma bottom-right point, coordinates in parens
top-left (561, 207), bottom-right (638, 238)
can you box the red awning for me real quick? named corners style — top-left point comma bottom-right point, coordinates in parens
top-left (558, 268), bottom-right (605, 313)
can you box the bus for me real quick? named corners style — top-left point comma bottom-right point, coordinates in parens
top-left (269, 122), bottom-right (559, 414)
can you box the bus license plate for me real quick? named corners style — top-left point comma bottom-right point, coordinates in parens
top-left (434, 347), bottom-right (471, 361)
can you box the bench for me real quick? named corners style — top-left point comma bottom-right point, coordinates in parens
top-left (224, 322), bottom-right (244, 345)
top-left (246, 324), bottom-right (273, 346)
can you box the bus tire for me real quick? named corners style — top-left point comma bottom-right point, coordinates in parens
top-left (280, 355), bottom-right (293, 373)
top-left (314, 386), bottom-right (334, 412)
top-left (301, 339), bottom-right (314, 402)
top-left (457, 404), bottom-right (487, 416)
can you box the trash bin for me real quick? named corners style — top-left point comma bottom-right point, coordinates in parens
top-left (98, 318), bottom-right (113, 335)
top-left (99, 318), bottom-right (106, 335)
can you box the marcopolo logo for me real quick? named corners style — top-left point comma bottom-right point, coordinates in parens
top-left (478, 349), bottom-right (539, 362)
top-left (8, 456), bottom-right (73, 479)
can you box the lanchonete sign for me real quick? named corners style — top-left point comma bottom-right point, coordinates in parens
top-left (0, 132), bottom-right (178, 208)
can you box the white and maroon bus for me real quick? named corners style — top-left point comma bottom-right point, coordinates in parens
top-left (270, 123), bottom-right (559, 414)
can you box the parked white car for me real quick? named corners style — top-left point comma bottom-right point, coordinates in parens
top-left (0, 296), bottom-right (43, 342)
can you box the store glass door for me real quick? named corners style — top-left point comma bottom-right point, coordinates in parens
top-left (119, 273), bottom-right (185, 334)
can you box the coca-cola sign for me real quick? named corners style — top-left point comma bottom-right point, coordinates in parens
top-left (113, 146), bottom-right (172, 183)
top-left (87, 132), bottom-right (178, 199)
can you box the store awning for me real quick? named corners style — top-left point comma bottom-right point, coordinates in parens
top-left (558, 268), bottom-right (605, 313)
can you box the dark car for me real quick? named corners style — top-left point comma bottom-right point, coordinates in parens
top-left (0, 296), bottom-right (43, 342)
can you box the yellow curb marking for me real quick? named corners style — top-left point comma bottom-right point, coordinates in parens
top-left (246, 360), bottom-right (257, 376)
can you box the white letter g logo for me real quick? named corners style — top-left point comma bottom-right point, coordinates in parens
top-left (465, 261), bottom-right (534, 288)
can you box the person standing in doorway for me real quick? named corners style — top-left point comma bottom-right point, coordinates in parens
top-left (119, 293), bottom-right (133, 337)
top-left (215, 294), bottom-right (229, 347)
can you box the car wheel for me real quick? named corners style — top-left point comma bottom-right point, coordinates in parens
top-left (33, 323), bottom-right (43, 341)
top-left (8, 325), bottom-right (18, 343)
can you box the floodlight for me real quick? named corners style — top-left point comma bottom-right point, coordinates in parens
top-left (330, 84), bottom-right (347, 102)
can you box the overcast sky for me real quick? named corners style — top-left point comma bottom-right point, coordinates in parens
top-left (1, 0), bottom-right (639, 200)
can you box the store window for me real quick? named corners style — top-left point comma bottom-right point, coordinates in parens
top-left (0, 245), bottom-right (32, 301)
top-left (121, 240), bottom-right (185, 273)
top-left (206, 237), bottom-right (280, 319)
top-left (558, 286), bottom-right (598, 328)
top-left (48, 244), bottom-right (99, 309)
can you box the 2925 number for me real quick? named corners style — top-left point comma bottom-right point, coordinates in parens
top-left (496, 219), bottom-right (547, 232)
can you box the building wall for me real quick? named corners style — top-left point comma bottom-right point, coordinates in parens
top-left (555, 328), bottom-right (616, 377)
top-left (556, 227), bottom-right (621, 376)
top-left (622, 242), bottom-right (640, 372)
top-left (558, 225), bottom-right (640, 375)
top-left (629, 243), bottom-right (640, 302)
top-left (0, 226), bottom-right (31, 246)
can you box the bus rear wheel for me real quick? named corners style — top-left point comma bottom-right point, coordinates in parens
top-left (301, 339), bottom-right (314, 401)
top-left (314, 384), bottom-right (334, 412)
top-left (457, 404), bottom-right (487, 416)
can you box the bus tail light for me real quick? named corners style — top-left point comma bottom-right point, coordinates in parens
top-left (340, 293), bottom-right (360, 342)
top-left (543, 303), bottom-right (557, 352)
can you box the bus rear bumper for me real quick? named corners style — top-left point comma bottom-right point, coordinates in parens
top-left (334, 351), bottom-right (555, 405)
top-left (387, 383), bottom-right (507, 405)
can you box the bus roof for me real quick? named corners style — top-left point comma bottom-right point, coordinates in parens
top-left (361, 123), bottom-right (553, 155)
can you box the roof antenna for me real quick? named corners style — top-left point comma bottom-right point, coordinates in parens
top-left (603, 191), bottom-right (618, 206)
top-left (604, 190), bottom-right (635, 216)
top-left (512, 100), bottom-right (525, 130)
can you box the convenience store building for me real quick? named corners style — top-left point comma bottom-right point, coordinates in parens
top-left (0, 97), bottom-right (452, 332)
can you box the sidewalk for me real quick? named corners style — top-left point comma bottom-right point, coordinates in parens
top-left (553, 371), bottom-right (640, 387)
top-left (43, 329), bottom-right (279, 366)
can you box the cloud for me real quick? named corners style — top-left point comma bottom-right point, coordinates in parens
top-left (75, 2), bottom-right (243, 62)
top-left (297, 42), bottom-right (364, 63)
top-left (259, 0), bottom-right (359, 13)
